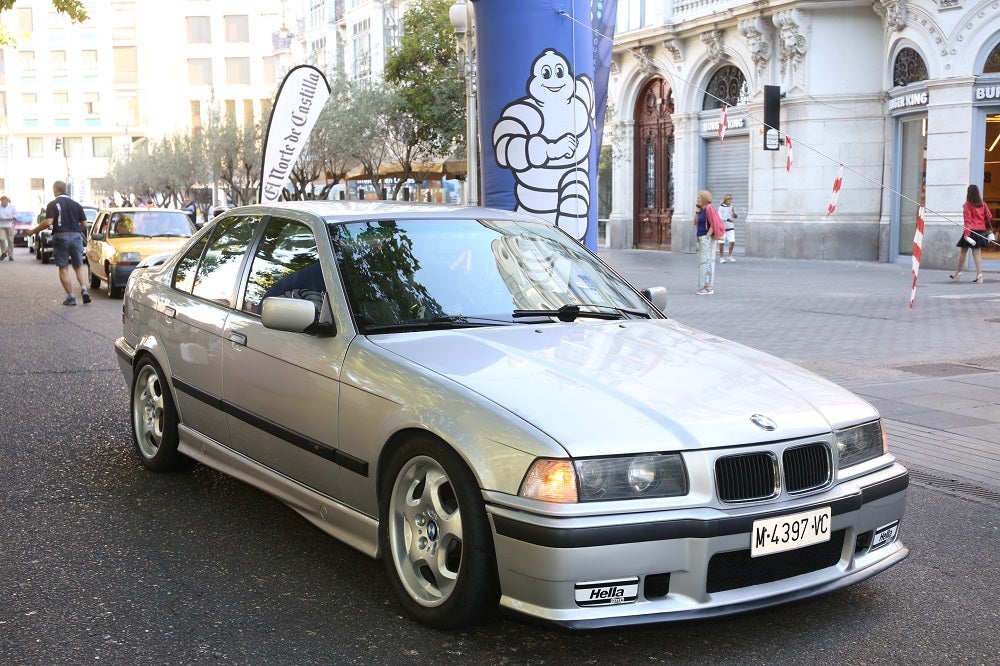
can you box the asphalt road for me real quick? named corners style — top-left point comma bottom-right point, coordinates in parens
top-left (1, 251), bottom-right (997, 665)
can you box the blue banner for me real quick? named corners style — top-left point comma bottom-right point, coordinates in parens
top-left (472, 0), bottom-right (617, 250)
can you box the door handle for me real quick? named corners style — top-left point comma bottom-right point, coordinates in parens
top-left (228, 332), bottom-right (247, 346)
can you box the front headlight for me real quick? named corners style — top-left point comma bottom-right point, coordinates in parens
top-left (116, 251), bottom-right (141, 265)
top-left (835, 420), bottom-right (887, 468)
top-left (519, 454), bottom-right (688, 503)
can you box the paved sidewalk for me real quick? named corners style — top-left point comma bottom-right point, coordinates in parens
top-left (599, 248), bottom-right (1000, 493)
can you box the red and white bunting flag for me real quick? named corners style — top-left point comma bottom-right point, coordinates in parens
top-left (718, 105), bottom-right (728, 149)
top-left (909, 206), bottom-right (925, 310)
top-left (785, 136), bottom-right (794, 172)
top-left (827, 165), bottom-right (844, 217)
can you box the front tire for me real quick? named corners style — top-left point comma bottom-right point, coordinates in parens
top-left (130, 358), bottom-right (188, 471)
top-left (89, 265), bottom-right (101, 289)
top-left (379, 435), bottom-right (500, 629)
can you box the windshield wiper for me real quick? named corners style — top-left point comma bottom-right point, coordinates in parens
top-left (512, 303), bottom-right (648, 322)
top-left (362, 314), bottom-right (513, 333)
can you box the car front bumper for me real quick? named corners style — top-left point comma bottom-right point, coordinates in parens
top-left (486, 463), bottom-right (908, 628)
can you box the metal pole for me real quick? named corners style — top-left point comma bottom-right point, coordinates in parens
top-left (466, 34), bottom-right (478, 207)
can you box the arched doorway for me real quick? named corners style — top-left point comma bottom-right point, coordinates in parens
top-left (633, 77), bottom-right (674, 250)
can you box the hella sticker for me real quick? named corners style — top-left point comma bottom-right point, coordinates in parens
top-left (869, 520), bottom-right (899, 552)
top-left (574, 578), bottom-right (639, 607)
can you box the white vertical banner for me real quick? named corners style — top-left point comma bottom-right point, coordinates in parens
top-left (258, 65), bottom-right (331, 203)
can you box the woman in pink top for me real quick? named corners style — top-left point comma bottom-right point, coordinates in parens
top-left (950, 184), bottom-right (993, 284)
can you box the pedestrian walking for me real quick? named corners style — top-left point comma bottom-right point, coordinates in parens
top-left (182, 196), bottom-right (197, 226)
top-left (25, 181), bottom-right (92, 305)
top-left (0, 195), bottom-right (16, 260)
top-left (695, 190), bottom-right (725, 295)
top-left (717, 194), bottom-right (738, 263)
top-left (950, 184), bottom-right (994, 284)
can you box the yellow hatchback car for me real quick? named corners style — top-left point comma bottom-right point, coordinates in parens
top-left (86, 208), bottom-right (197, 298)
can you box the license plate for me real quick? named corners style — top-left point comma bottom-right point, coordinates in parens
top-left (751, 506), bottom-right (831, 557)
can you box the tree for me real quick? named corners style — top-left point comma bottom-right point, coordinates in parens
top-left (383, 0), bottom-right (466, 181)
top-left (0, 1), bottom-right (88, 45)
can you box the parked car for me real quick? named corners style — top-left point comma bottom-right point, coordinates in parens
top-left (86, 207), bottom-right (196, 297)
top-left (13, 211), bottom-right (34, 247)
top-left (30, 205), bottom-right (98, 263)
top-left (114, 201), bottom-right (908, 630)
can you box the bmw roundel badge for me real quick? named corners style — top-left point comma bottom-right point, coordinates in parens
top-left (750, 414), bottom-right (777, 431)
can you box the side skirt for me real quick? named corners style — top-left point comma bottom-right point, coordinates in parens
top-left (177, 423), bottom-right (380, 558)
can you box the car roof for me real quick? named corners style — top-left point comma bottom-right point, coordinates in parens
top-left (98, 207), bottom-right (190, 215)
top-left (219, 201), bottom-right (550, 225)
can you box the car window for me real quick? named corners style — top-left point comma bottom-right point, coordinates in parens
top-left (188, 214), bottom-right (261, 306)
top-left (132, 211), bottom-right (194, 237)
top-left (242, 217), bottom-right (326, 317)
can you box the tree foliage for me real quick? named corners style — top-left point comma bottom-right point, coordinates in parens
top-left (383, 0), bottom-right (466, 180)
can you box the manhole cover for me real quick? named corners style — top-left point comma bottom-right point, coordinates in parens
top-left (894, 362), bottom-right (993, 377)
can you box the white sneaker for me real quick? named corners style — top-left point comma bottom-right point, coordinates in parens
top-left (727, 256), bottom-right (735, 263)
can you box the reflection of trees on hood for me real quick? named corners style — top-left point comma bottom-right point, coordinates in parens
top-left (332, 222), bottom-right (442, 318)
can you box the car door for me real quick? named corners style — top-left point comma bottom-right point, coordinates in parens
top-left (156, 213), bottom-right (262, 446)
top-left (85, 212), bottom-right (109, 278)
top-left (220, 215), bottom-right (351, 501)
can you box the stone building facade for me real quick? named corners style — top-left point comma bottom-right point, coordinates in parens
top-left (606, 1), bottom-right (1000, 269)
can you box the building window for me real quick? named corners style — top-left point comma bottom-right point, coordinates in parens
top-left (893, 48), bottom-right (928, 87)
top-left (22, 93), bottom-right (38, 117)
top-left (27, 137), bottom-right (44, 157)
top-left (64, 136), bottom-right (83, 158)
top-left (83, 92), bottom-right (100, 115)
top-left (53, 91), bottom-right (69, 116)
top-left (262, 56), bottom-right (275, 85)
top-left (191, 100), bottom-right (202, 130)
top-left (984, 43), bottom-right (1000, 74)
top-left (17, 7), bottom-right (33, 32)
top-left (224, 15), bottom-right (249, 42)
top-left (187, 16), bottom-right (211, 43)
top-left (225, 57), bottom-right (251, 85)
top-left (224, 99), bottom-right (236, 120)
top-left (113, 46), bottom-right (137, 84)
top-left (20, 51), bottom-right (36, 73)
top-left (352, 19), bottom-right (371, 80)
top-left (243, 99), bottom-right (254, 125)
top-left (93, 136), bottom-right (112, 158)
top-left (51, 50), bottom-right (67, 72)
top-left (703, 65), bottom-right (749, 110)
top-left (111, 2), bottom-right (136, 40)
top-left (188, 58), bottom-right (213, 86)
top-left (81, 50), bottom-right (98, 71)
top-left (617, 0), bottom-right (646, 32)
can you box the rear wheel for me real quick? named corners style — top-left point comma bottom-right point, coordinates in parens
top-left (41, 248), bottom-right (49, 264)
top-left (130, 358), bottom-right (189, 471)
top-left (379, 435), bottom-right (499, 629)
top-left (108, 267), bottom-right (124, 298)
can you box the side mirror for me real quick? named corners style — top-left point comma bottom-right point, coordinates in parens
top-left (641, 286), bottom-right (668, 313)
top-left (261, 297), bottom-right (318, 333)
top-left (91, 232), bottom-right (106, 241)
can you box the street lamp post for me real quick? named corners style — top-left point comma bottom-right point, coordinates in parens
top-left (450, 0), bottom-right (478, 207)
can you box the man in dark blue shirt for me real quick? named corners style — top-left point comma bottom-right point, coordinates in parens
top-left (26, 181), bottom-right (92, 305)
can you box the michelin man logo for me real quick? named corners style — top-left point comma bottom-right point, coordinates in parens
top-left (492, 49), bottom-right (595, 240)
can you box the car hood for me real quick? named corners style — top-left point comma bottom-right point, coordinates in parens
top-left (107, 237), bottom-right (191, 257)
top-left (373, 320), bottom-right (877, 457)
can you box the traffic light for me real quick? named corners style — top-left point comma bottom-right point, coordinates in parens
top-left (763, 86), bottom-right (781, 151)
top-left (54, 137), bottom-right (63, 152)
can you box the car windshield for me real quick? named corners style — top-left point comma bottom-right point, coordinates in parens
top-left (110, 211), bottom-right (194, 238)
top-left (329, 217), bottom-right (656, 332)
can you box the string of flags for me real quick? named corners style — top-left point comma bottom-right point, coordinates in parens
top-left (827, 165), bottom-right (844, 218)
top-left (785, 136), bottom-right (794, 172)
top-left (718, 105), bottom-right (728, 149)
top-left (909, 206), bottom-right (925, 311)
